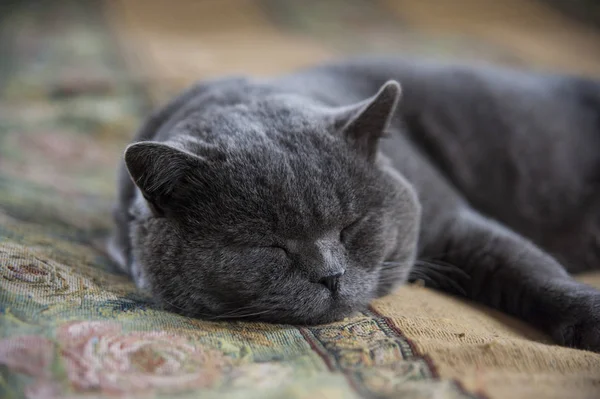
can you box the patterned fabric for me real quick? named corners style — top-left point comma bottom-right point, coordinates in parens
top-left (1, 1), bottom-right (599, 398)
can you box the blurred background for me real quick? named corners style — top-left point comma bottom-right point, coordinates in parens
top-left (0, 0), bottom-right (599, 236)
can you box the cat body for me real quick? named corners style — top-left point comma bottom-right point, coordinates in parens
top-left (110, 57), bottom-right (600, 351)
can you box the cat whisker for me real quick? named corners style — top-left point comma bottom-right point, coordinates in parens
top-left (213, 308), bottom-right (275, 320)
top-left (217, 303), bottom-right (265, 317)
top-left (159, 297), bottom-right (189, 312)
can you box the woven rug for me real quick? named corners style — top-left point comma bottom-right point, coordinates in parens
top-left (1, 1), bottom-right (600, 398)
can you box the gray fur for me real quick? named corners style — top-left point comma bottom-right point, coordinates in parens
top-left (111, 57), bottom-right (600, 351)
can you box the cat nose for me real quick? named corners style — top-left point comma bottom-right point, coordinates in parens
top-left (318, 272), bottom-right (344, 293)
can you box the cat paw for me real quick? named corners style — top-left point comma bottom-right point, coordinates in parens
top-left (552, 321), bottom-right (600, 353)
top-left (550, 294), bottom-right (600, 353)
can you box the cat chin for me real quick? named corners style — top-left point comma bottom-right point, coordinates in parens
top-left (283, 294), bottom-right (371, 325)
top-left (151, 293), bottom-right (367, 326)
top-left (201, 293), bottom-right (365, 326)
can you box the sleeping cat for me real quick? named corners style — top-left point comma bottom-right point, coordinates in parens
top-left (109, 57), bottom-right (600, 352)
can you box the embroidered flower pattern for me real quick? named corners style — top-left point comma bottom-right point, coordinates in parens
top-left (57, 321), bottom-right (232, 395)
top-left (0, 242), bottom-right (106, 304)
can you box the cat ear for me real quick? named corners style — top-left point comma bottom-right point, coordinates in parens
top-left (124, 141), bottom-right (201, 216)
top-left (334, 80), bottom-right (401, 161)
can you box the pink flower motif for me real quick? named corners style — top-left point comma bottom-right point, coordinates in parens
top-left (57, 321), bottom-right (231, 396)
top-left (0, 335), bottom-right (58, 399)
top-left (0, 336), bottom-right (54, 378)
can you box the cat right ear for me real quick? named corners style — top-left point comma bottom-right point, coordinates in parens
top-left (332, 81), bottom-right (401, 161)
top-left (124, 142), bottom-right (200, 216)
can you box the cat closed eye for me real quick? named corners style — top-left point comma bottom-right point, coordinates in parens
top-left (340, 219), bottom-right (362, 244)
top-left (267, 245), bottom-right (289, 254)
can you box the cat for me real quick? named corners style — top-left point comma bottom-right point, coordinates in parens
top-left (109, 57), bottom-right (600, 352)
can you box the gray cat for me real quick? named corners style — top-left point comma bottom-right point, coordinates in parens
top-left (109, 57), bottom-right (600, 352)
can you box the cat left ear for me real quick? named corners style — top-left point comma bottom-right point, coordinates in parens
top-left (124, 141), bottom-right (201, 217)
top-left (334, 80), bottom-right (401, 161)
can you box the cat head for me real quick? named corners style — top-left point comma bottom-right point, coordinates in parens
top-left (124, 81), bottom-right (420, 324)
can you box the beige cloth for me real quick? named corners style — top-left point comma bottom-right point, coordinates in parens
top-left (373, 274), bottom-right (600, 398)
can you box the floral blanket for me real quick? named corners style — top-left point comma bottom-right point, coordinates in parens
top-left (1, 1), bottom-right (600, 398)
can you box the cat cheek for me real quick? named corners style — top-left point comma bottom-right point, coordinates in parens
top-left (253, 248), bottom-right (291, 270)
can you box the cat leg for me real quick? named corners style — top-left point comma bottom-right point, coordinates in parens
top-left (416, 208), bottom-right (600, 352)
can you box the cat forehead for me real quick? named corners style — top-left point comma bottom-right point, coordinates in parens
top-left (188, 150), bottom-right (376, 229)
top-left (181, 97), bottom-right (330, 138)
top-left (213, 150), bottom-right (352, 197)
top-left (178, 114), bottom-right (346, 167)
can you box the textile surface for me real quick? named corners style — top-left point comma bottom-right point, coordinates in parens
top-left (1, 1), bottom-right (600, 398)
